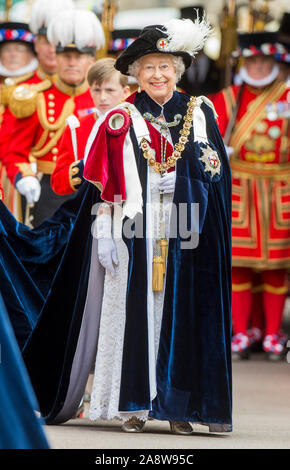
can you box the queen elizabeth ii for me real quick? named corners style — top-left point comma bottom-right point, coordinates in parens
top-left (23, 14), bottom-right (233, 436)
top-left (84, 15), bottom-right (233, 435)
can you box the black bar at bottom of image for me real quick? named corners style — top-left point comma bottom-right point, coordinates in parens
top-left (0, 449), bottom-right (289, 465)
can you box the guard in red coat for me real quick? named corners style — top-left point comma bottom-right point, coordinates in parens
top-left (2, 9), bottom-right (105, 227)
top-left (212, 32), bottom-right (290, 360)
top-left (51, 57), bottom-right (130, 195)
top-left (0, 20), bottom-right (38, 216)
top-left (0, 0), bottom-right (74, 217)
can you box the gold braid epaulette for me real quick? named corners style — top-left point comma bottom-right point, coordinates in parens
top-left (0, 71), bottom-right (35, 107)
top-left (9, 79), bottom-right (52, 119)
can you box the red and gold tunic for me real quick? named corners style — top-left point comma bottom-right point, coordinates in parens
top-left (51, 112), bottom-right (97, 195)
top-left (0, 66), bottom-right (57, 156)
top-left (0, 67), bottom-right (57, 213)
top-left (3, 77), bottom-right (94, 185)
top-left (212, 80), bottom-right (290, 269)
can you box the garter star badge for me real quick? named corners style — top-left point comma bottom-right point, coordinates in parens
top-left (199, 145), bottom-right (221, 178)
top-left (156, 38), bottom-right (169, 51)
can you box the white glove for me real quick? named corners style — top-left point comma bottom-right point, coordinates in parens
top-left (158, 171), bottom-right (176, 193)
top-left (96, 212), bottom-right (118, 275)
top-left (97, 238), bottom-right (118, 275)
top-left (16, 176), bottom-right (41, 203)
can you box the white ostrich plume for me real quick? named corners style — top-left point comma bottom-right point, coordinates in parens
top-left (47, 9), bottom-right (105, 50)
top-left (164, 13), bottom-right (212, 57)
top-left (29, 0), bottom-right (75, 35)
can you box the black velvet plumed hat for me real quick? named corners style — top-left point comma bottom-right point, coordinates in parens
top-left (115, 15), bottom-right (212, 76)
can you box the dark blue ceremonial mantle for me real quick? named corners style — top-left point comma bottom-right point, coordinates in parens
top-left (119, 92), bottom-right (232, 428)
top-left (23, 91), bottom-right (232, 429)
top-left (0, 191), bottom-right (81, 348)
top-left (0, 290), bottom-right (49, 448)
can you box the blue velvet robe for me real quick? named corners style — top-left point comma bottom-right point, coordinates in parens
top-left (23, 91), bottom-right (232, 429)
top-left (0, 290), bottom-right (49, 448)
top-left (0, 190), bottom-right (81, 348)
top-left (119, 92), bottom-right (232, 428)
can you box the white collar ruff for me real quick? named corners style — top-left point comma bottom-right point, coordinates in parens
top-left (0, 58), bottom-right (38, 78)
top-left (239, 65), bottom-right (279, 88)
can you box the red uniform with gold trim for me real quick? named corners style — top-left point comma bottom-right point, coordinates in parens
top-left (3, 77), bottom-right (93, 183)
top-left (212, 80), bottom-right (290, 350)
top-left (213, 81), bottom-right (290, 268)
top-left (51, 112), bottom-right (97, 195)
top-left (0, 67), bottom-right (56, 157)
top-left (2, 77), bottom-right (94, 226)
top-left (0, 67), bottom-right (56, 215)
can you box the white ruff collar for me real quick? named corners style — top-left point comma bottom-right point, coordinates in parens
top-left (239, 65), bottom-right (279, 88)
top-left (0, 58), bottom-right (38, 78)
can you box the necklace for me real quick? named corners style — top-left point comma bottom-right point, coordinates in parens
top-left (143, 112), bottom-right (182, 129)
top-left (143, 113), bottom-right (182, 165)
top-left (140, 96), bottom-right (196, 174)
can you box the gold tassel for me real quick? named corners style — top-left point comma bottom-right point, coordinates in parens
top-left (152, 256), bottom-right (164, 291)
top-left (160, 238), bottom-right (168, 263)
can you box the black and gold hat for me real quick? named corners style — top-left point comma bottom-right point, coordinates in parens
top-left (0, 22), bottom-right (35, 50)
top-left (115, 15), bottom-right (212, 75)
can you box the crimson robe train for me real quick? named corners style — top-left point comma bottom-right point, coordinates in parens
top-left (23, 91), bottom-right (232, 430)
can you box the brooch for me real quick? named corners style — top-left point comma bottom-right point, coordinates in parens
top-left (199, 145), bottom-right (221, 178)
top-left (156, 38), bottom-right (169, 51)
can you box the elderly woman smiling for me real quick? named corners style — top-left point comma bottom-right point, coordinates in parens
top-left (129, 53), bottom-right (185, 105)
top-left (25, 16), bottom-right (233, 437)
top-left (83, 16), bottom-right (233, 436)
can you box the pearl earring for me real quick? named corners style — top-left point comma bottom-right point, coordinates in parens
top-left (138, 86), bottom-right (141, 93)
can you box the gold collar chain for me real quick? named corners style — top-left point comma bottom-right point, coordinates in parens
top-left (140, 96), bottom-right (196, 173)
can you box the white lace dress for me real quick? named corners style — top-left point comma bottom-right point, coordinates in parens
top-left (89, 166), bottom-right (174, 423)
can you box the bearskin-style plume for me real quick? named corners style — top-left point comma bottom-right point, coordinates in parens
top-left (29, 0), bottom-right (75, 35)
top-left (47, 9), bottom-right (105, 52)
